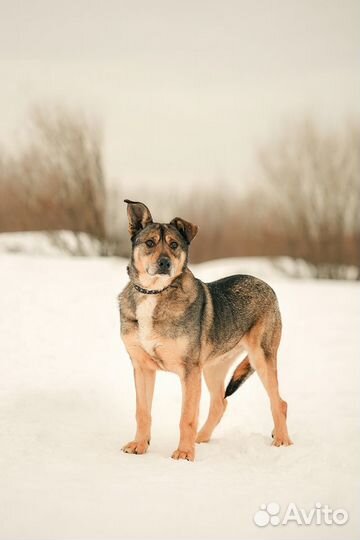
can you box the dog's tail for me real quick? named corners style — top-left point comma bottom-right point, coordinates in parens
top-left (225, 356), bottom-right (254, 398)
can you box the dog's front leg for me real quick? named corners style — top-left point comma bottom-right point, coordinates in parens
top-left (172, 365), bottom-right (201, 461)
top-left (122, 365), bottom-right (156, 455)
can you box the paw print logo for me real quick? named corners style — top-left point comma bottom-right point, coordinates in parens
top-left (253, 502), bottom-right (281, 527)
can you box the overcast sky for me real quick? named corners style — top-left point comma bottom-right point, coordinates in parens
top-left (1, 0), bottom-right (359, 193)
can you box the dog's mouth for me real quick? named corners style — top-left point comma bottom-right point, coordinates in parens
top-left (139, 269), bottom-right (172, 291)
top-left (155, 268), bottom-right (171, 275)
top-left (147, 267), bottom-right (172, 277)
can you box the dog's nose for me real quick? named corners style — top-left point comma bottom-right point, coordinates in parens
top-left (157, 256), bottom-right (171, 274)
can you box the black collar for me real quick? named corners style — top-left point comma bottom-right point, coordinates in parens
top-left (133, 283), bottom-right (172, 295)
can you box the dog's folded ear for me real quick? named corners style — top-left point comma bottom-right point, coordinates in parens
top-left (124, 199), bottom-right (153, 238)
top-left (170, 217), bottom-right (198, 244)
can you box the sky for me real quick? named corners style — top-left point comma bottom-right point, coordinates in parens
top-left (0, 0), bottom-right (359, 193)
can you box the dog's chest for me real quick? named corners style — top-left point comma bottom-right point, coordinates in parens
top-left (136, 296), bottom-right (159, 356)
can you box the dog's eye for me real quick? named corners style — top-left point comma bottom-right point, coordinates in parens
top-left (145, 239), bottom-right (155, 248)
top-left (170, 241), bottom-right (178, 250)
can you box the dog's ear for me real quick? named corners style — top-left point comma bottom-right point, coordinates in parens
top-left (124, 199), bottom-right (153, 238)
top-left (170, 217), bottom-right (198, 244)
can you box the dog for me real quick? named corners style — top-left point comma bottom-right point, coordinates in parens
top-left (119, 199), bottom-right (292, 461)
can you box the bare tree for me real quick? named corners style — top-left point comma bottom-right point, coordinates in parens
top-left (0, 106), bottom-right (128, 256)
top-left (28, 107), bottom-right (107, 254)
top-left (259, 120), bottom-right (360, 279)
top-left (174, 185), bottom-right (271, 263)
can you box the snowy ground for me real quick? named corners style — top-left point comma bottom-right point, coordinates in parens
top-left (0, 254), bottom-right (359, 540)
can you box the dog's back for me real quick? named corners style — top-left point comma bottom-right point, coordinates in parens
top-left (205, 274), bottom-right (280, 356)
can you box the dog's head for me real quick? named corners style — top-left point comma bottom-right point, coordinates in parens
top-left (124, 199), bottom-right (198, 290)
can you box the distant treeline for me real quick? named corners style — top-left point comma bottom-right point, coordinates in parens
top-left (0, 107), bottom-right (359, 279)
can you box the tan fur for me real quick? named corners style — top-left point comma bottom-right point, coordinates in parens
top-left (242, 319), bottom-right (292, 446)
top-left (133, 227), bottom-right (186, 290)
top-left (231, 356), bottom-right (252, 383)
top-left (197, 340), bottom-right (246, 444)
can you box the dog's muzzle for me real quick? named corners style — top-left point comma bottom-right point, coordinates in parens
top-left (156, 256), bottom-right (171, 275)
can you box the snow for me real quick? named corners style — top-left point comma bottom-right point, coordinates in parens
top-left (0, 231), bottom-right (66, 256)
top-left (0, 253), bottom-right (359, 540)
top-left (0, 231), bottom-right (104, 257)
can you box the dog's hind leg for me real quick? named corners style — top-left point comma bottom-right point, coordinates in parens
top-left (196, 359), bottom-right (232, 443)
top-left (249, 345), bottom-right (292, 447)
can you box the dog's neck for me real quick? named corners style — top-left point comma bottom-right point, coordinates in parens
top-left (127, 264), bottom-right (195, 296)
top-left (127, 264), bottom-right (179, 294)
top-left (133, 283), bottom-right (172, 295)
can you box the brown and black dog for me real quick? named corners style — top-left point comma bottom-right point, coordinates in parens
top-left (119, 200), bottom-right (292, 461)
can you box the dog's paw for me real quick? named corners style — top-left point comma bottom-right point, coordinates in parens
top-left (122, 440), bottom-right (149, 455)
top-left (171, 447), bottom-right (195, 461)
top-left (272, 434), bottom-right (293, 447)
top-left (196, 431), bottom-right (211, 444)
